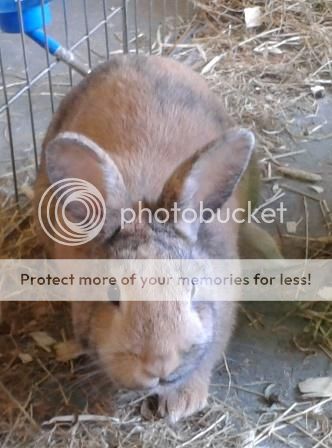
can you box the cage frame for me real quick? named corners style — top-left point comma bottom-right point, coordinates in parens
top-left (0, 0), bottom-right (194, 201)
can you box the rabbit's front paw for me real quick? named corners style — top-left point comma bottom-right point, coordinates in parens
top-left (158, 378), bottom-right (208, 423)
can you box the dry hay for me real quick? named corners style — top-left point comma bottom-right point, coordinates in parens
top-left (188, 0), bottom-right (332, 138)
top-left (0, 200), bottom-right (40, 260)
top-left (1, 1), bottom-right (332, 447)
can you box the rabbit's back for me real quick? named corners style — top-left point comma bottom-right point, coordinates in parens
top-left (41, 56), bottom-right (232, 203)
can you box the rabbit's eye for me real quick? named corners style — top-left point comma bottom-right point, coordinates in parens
top-left (108, 283), bottom-right (121, 306)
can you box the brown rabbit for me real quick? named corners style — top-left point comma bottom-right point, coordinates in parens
top-left (34, 55), bottom-right (278, 422)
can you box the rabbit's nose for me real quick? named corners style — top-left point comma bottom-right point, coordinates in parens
top-left (139, 376), bottom-right (160, 389)
top-left (143, 353), bottom-right (179, 380)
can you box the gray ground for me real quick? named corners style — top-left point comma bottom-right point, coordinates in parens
top-left (0, 1), bottom-right (331, 446)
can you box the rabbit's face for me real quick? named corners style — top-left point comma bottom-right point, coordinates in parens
top-left (73, 219), bottom-right (215, 390)
top-left (91, 299), bottom-right (214, 390)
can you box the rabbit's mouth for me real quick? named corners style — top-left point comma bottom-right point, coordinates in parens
top-left (152, 365), bottom-right (196, 394)
top-left (159, 374), bottom-right (184, 387)
top-left (159, 362), bottom-right (194, 387)
top-left (157, 342), bottom-right (210, 389)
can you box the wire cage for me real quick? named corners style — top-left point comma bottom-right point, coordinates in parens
top-left (0, 0), bottom-right (194, 202)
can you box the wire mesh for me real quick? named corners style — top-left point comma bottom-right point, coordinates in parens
top-left (0, 0), bottom-right (193, 201)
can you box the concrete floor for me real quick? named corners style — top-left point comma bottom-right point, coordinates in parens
top-left (224, 303), bottom-right (332, 447)
top-left (0, 1), bottom-right (331, 446)
top-left (260, 95), bottom-right (332, 259)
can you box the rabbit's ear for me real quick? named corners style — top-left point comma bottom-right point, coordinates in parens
top-left (44, 132), bottom-right (130, 237)
top-left (161, 128), bottom-right (255, 242)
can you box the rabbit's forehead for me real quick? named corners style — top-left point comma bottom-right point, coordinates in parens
top-left (108, 220), bottom-right (192, 259)
top-left (124, 301), bottom-right (204, 346)
top-left (136, 237), bottom-right (190, 259)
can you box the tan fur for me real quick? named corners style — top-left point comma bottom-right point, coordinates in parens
top-left (35, 55), bottom-right (263, 422)
top-left (38, 59), bottom-right (233, 199)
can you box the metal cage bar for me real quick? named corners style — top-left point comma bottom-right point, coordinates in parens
top-left (83, 0), bottom-right (93, 70)
top-left (61, 0), bottom-right (73, 87)
top-left (16, 0), bottom-right (39, 172)
top-left (121, 0), bottom-right (129, 54)
top-left (40, 0), bottom-right (56, 114)
top-left (102, 0), bottom-right (111, 60)
top-left (0, 50), bottom-right (19, 201)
